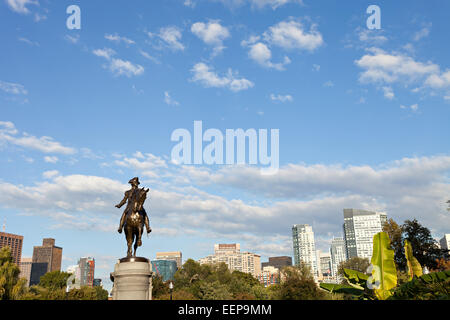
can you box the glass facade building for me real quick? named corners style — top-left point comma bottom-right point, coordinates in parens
top-left (151, 259), bottom-right (178, 282)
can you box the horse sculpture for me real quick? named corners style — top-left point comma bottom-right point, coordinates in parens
top-left (124, 187), bottom-right (149, 257)
top-left (116, 177), bottom-right (152, 258)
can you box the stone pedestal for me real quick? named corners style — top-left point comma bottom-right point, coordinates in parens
top-left (110, 257), bottom-right (153, 300)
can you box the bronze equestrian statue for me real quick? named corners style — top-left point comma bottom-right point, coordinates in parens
top-left (115, 177), bottom-right (152, 257)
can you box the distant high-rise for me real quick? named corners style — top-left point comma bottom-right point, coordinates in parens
top-left (292, 224), bottom-right (317, 275)
top-left (93, 279), bottom-right (102, 287)
top-left (156, 251), bottom-right (182, 269)
top-left (199, 244), bottom-right (261, 277)
top-left (440, 234), bottom-right (450, 251)
top-left (78, 257), bottom-right (95, 287)
top-left (151, 259), bottom-right (178, 282)
top-left (0, 231), bottom-right (24, 265)
top-left (261, 256), bottom-right (292, 271)
top-left (214, 244), bottom-right (240, 255)
top-left (32, 238), bottom-right (63, 273)
top-left (19, 257), bottom-right (33, 287)
top-left (343, 209), bottom-right (387, 259)
top-left (316, 251), bottom-right (332, 277)
top-left (29, 263), bottom-right (48, 286)
top-left (330, 237), bottom-right (347, 278)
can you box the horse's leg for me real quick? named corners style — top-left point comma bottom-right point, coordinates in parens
top-left (133, 231), bottom-right (138, 257)
top-left (125, 225), bottom-right (133, 257)
top-left (137, 223), bottom-right (143, 247)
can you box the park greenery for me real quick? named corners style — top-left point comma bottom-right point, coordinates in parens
top-left (320, 218), bottom-right (450, 300)
top-left (0, 218), bottom-right (449, 300)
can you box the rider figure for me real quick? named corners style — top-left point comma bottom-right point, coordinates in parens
top-left (116, 177), bottom-right (152, 234)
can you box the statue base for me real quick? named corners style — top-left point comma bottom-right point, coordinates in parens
top-left (110, 257), bottom-right (153, 300)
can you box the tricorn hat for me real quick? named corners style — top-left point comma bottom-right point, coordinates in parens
top-left (128, 177), bottom-right (140, 185)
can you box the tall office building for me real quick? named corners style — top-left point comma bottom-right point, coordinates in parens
top-left (156, 251), bottom-right (182, 269)
top-left (330, 237), bottom-right (347, 278)
top-left (317, 251), bottom-right (332, 277)
top-left (29, 263), bottom-right (48, 286)
top-left (151, 259), bottom-right (178, 282)
top-left (198, 244), bottom-right (261, 277)
top-left (292, 224), bottom-right (318, 276)
top-left (30, 238), bottom-right (62, 286)
top-left (0, 231), bottom-right (24, 265)
top-left (32, 238), bottom-right (63, 273)
top-left (78, 257), bottom-right (95, 287)
top-left (19, 257), bottom-right (33, 286)
top-left (440, 234), bottom-right (450, 251)
top-left (261, 256), bottom-right (292, 271)
top-left (343, 209), bottom-right (387, 259)
top-left (214, 244), bottom-right (240, 255)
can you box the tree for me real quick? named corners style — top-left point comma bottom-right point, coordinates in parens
top-left (66, 286), bottom-right (99, 300)
top-left (152, 274), bottom-right (169, 299)
top-left (0, 246), bottom-right (27, 300)
top-left (383, 218), bottom-right (406, 270)
top-left (93, 286), bottom-right (109, 300)
top-left (337, 257), bottom-right (370, 281)
top-left (198, 281), bottom-right (232, 300)
top-left (402, 219), bottom-right (445, 270)
top-left (277, 265), bottom-right (325, 300)
top-left (39, 271), bottom-right (71, 290)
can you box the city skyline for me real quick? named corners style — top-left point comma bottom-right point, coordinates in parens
top-left (1, 0), bottom-right (450, 294)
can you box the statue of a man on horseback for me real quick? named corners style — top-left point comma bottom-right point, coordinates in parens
top-left (115, 177), bottom-right (152, 257)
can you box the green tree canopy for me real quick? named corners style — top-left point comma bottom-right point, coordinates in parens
top-left (277, 265), bottom-right (325, 300)
top-left (38, 271), bottom-right (71, 290)
top-left (402, 219), bottom-right (446, 270)
top-left (0, 246), bottom-right (27, 300)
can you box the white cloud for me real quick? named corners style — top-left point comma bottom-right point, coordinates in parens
top-left (93, 48), bottom-right (144, 77)
top-left (0, 81), bottom-right (28, 95)
top-left (43, 170), bottom-right (60, 179)
top-left (109, 59), bottom-right (144, 77)
top-left (191, 63), bottom-right (254, 92)
top-left (44, 156), bottom-right (59, 163)
top-left (355, 48), bottom-right (450, 100)
top-left (149, 26), bottom-right (185, 51)
top-left (64, 34), bottom-right (80, 44)
top-left (18, 37), bottom-right (39, 46)
top-left (424, 70), bottom-right (450, 89)
top-left (164, 91), bottom-right (180, 106)
top-left (5, 0), bottom-right (38, 14)
top-left (312, 64), bottom-right (320, 72)
top-left (0, 121), bottom-right (18, 134)
top-left (270, 93), bottom-right (293, 103)
top-left (191, 20), bottom-right (230, 56)
top-left (247, 42), bottom-right (291, 70)
top-left (139, 50), bottom-right (160, 64)
top-left (93, 48), bottom-right (116, 60)
top-left (241, 35), bottom-right (261, 47)
top-left (33, 12), bottom-right (46, 22)
top-left (0, 121), bottom-right (76, 154)
top-left (184, 0), bottom-right (196, 8)
top-left (214, 0), bottom-right (303, 10)
top-left (263, 19), bottom-right (324, 52)
top-left (355, 48), bottom-right (439, 84)
top-left (323, 80), bottom-right (334, 87)
top-left (105, 33), bottom-right (135, 45)
top-left (400, 104), bottom-right (419, 112)
top-left (358, 29), bottom-right (388, 44)
top-left (382, 86), bottom-right (395, 100)
top-left (413, 23), bottom-right (432, 41)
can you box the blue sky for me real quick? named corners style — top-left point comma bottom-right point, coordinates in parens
top-left (1, 0), bottom-right (450, 291)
